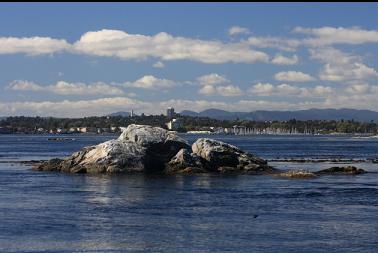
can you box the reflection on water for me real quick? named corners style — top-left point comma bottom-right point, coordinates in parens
top-left (1, 134), bottom-right (378, 252)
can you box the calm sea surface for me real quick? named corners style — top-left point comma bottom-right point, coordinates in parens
top-left (1, 134), bottom-right (378, 252)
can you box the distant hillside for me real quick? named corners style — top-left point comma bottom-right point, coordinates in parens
top-left (180, 108), bottom-right (378, 122)
top-left (181, 109), bottom-right (247, 120)
top-left (180, 110), bottom-right (199, 117)
top-left (108, 111), bottom-right (130, 117)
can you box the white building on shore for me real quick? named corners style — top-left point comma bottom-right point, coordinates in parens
top-left (166, 118), bottom-right (182, 131)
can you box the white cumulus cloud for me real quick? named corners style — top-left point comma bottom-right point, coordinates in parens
top-left (72, 29), bottom-right (269, 64)
top-left (50, 81), bottom-right (124, 95)
top-left (247, 36), bottom-right (301, 52)
top-left (7, 80), bottom-right (43, 91)
top-left (228, 26), bottom-right (250, 35)
top-left (197, 73), bottom-right (229, 85)
top-left (199, 84), bottom-right (242, 97)
top-left (271, 54), bottom-right (299, 65)
top-left (309, 47), bottom-right (378, 81)
top-left (249, 82), bottom-right (332, 97)
top-left (0, 97), bottom-right (148, 117)
top-left (249, 82), bottom-right (304, 96)
top-left (249, 82), bottom-right (274, 95)
top-left (274, 71), bottom-right (316, 82)
top-left (294, 26), bottom-right (378, 46)
top-left (123, 75), bottom-right (176, 90)
top-left (197, 73), bottom-right (242, 96)
top-left (153, 61), bottom-right (165, 68)
top-left (8, 80), bottom-right (124, 95)
top-left (0, 36), bottom-right (70, 55)
top-left (313, 85), bottom-right (333, 95)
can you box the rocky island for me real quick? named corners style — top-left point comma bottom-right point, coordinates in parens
top-left (34, 124), bottom-right (367, 176)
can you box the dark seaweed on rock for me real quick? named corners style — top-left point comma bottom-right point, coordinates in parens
top-left (315, 166), bottom-right (366, 175)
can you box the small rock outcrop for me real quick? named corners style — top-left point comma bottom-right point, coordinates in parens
top-left (191, 138), bottom-right (275, 173)
top-left (315, 166), bottom-right (366, 175)
top-left (275, 166), bottom-right (367, 179)
top-left (34, 125), bottom-right (273, 175)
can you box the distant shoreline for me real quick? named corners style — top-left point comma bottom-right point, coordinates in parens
top-left (2, 115), bottom-right (378, 136)
top-left (0, 132), bottom-right (377, 138)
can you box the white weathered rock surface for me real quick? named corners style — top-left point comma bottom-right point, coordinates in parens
top-left (35, 124), bottom-right (190, 173)
top-left (118, 124), bottom-right (187, 146)
top-left (78, 140), bottom-right (146, 173)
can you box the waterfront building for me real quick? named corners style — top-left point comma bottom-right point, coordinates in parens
top-left (167, 118), bottom-right (182, 130)
top-left (79, 127), bottom-right (97, 133)
top-left (56, 128), bottom-right (67, 134)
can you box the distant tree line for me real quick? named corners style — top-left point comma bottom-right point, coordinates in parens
top-left (0, 115), bottom-right (377, 134)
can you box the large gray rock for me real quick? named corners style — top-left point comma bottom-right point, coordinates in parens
top-left (191, 138), bottom-right (274, 173)
top-left (34, 125), bottom-right (276, 175)
top-left (118, 124), bottom-right (190, 172)
top-left (62, 140), bottom-right (146, 173)
top-left (34, 124), bottom-right (190, 173)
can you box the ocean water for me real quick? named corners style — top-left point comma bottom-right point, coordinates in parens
top-left (1, 134), bottom-right (378, 252)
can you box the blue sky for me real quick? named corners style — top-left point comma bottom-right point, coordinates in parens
top-left (1, 3), bottom-right (378, 117)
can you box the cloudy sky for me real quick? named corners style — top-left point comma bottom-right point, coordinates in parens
top-left (1, 3), bottom-right (378, 117)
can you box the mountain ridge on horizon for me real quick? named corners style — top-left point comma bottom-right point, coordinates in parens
top-left (179, 108), bottom-right (378, 122)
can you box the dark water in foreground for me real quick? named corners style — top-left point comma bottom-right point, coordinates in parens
top-left (1, 134), bottom-right (378, 252)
